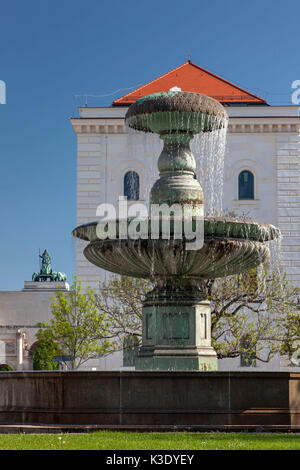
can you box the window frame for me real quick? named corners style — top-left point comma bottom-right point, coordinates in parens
top-left (238, 169), bottom-right (255, 200)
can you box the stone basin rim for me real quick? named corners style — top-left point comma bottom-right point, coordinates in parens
top-left (125, 91), bottom-right (228, 121)
top-left (72, 217), bottom-right (280, 243)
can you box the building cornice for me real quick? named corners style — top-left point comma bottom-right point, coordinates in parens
top-left (228, 118), bottom-right (300, 134)
top-left (70, 116), bottom-right (300, 135)
top-left (70, 118), bottom-right (126, 135)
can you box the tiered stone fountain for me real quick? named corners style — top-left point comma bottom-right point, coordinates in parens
top-left (73, 90), bottom-right (280, 371)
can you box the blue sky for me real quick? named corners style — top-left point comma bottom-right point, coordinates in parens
top-left (0, 0), bottom-right (299, 290)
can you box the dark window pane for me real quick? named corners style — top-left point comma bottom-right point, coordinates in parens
top-left (124, 171), bottom-right (139, 200)
top-left (238, 170), bottom-right (254, 200)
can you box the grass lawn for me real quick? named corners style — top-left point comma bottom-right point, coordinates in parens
top-left (0, 432), bottom-right (299, 450)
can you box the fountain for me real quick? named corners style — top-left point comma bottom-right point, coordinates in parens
top-left (72, 90), bottom-right (280, 371)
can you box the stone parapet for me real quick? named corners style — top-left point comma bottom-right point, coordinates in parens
top-left (0, 371), bottom-right (299, 430)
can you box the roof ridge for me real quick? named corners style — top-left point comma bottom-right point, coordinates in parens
top-left (113, 61), bottom-right (266, 106)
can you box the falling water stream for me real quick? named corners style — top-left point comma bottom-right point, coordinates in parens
top-left (191, 125), bottom-right (227, 216)
top-left (126, 126), bottom-right (161, 203)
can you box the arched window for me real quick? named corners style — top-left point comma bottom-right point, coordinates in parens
top-left (124, 171), bottom-right (140, 201)
top-left (238, 170), bottom-right (254, 200)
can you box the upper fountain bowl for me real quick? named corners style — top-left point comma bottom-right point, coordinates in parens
top-left (72, 217), bottom-right (280, 280)
top-left (125, 91), bottom-right (228, 135)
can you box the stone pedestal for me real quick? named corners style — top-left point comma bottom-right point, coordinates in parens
top-left (23, 281), bottom-right (69, 292)
top-left (137, 281), bottom-right (218, 371)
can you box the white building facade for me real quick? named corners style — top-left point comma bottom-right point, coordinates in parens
top-left (0, 281), bottom-right (69, 371)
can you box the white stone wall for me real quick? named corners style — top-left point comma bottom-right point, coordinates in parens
top-left (224, 132), bottom-right (277, 225)
top-left (76, 130), bottom-right (107, 288)
top-left (276, 133), bottom-right (300, 284)
top-left (0, 288), bottom-right (56, 370)
top-left (0, 282), bottom-right (70, 370)
top-left (218, 353), bottom-right (298, 372)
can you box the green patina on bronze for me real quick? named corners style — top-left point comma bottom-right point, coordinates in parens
top-left (32, 249), bottom-right (67, 283)
top-left (125, 91), bottom-right (228, 134)
top-left (72, 91), bottom-right (280, 371)
top-left (73, 218), bottom-right (279, 244)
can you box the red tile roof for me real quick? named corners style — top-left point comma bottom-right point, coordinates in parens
top-left (113, 61), bottom-right (266, 106)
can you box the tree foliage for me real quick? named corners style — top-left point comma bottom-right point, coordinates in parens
top-left (36, 278), bottom-right (112, 369)
top-left (280, 311), bottom-right (300, 365)
top-left (208, 266), bottom-right (299, 362)
top-left (32, 340), bottom-right (60, 371)
top-left (96, 277), bottom-right (152, 351)
top-left (0, 364), bottom-right (13, 371)
top-left (96, 267), bottom-right (300, 365)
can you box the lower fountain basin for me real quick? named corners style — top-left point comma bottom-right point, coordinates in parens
top-left (72, 217), bottom-right (279, 279)
top-left (83, 238), bottom-right (269, 279)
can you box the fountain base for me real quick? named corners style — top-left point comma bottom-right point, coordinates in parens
top-left (138, 344), bottom-right (218, 371)
top-left (136, 280), bottom-right (218, 371)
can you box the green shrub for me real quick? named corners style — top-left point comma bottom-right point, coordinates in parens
top-left (0, 364), bottom-right (13, 371)
top-left (33, 340), bottom-right (60, 371)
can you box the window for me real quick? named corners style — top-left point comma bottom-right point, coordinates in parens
top-left (238, 170), bottom-right (254, 200)
top-left (124, 171), bottom-right (140, 201)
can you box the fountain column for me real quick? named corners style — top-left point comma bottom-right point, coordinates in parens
top-left (137, 128), bottom-right (218, 370)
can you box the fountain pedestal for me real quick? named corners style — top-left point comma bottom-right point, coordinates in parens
top-left (137, 281), bottom-right (218, 371)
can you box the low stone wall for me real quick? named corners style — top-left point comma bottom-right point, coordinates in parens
top-left (0, 371), bottom-right (299, 430)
